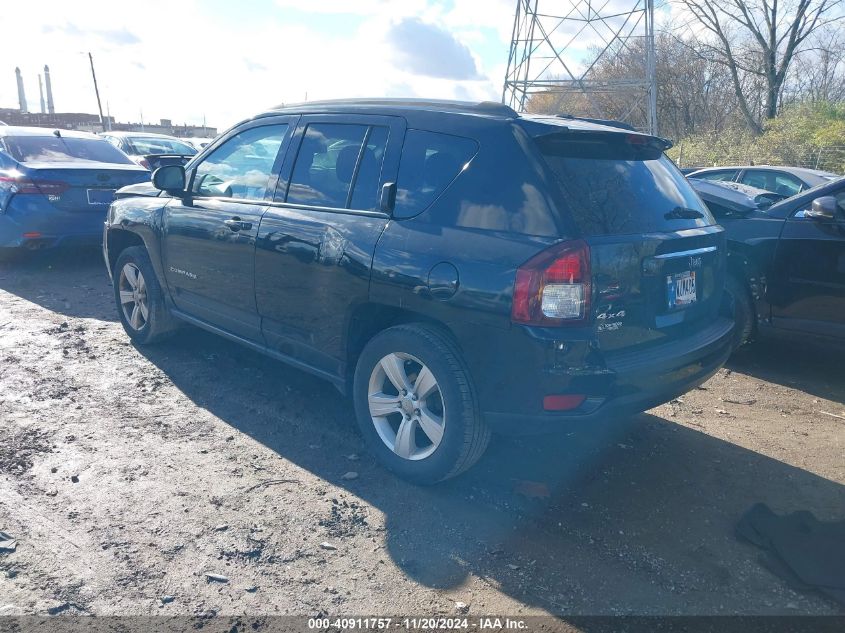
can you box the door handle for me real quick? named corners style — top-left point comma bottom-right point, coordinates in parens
top-left (224, 218), bottom-right (252, 232)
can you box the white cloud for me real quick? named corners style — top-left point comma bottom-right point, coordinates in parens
top-left (2, 0), bottom-right (508, 132)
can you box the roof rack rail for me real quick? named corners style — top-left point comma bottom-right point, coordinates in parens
top-left (271, 98), bottom-right (519, 118)
top-left (555, 114), bottom-right (636, 132)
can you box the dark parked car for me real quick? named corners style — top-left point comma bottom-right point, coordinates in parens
top-left (100, 131), bottom-right (197, 171)
top-left (103, 99), bottom-right (733, 483)
top-left (0, 126), bottom-right (150, 252)
top-left (687, 165), bottom-right (838, 197)
top-left (690, 176), bottom-right (845, 347)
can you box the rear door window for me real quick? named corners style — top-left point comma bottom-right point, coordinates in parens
top-left (285, 123), bottom-right (389, 210)
top-left (394, 129), bottom-right (478, 219)
top-left (537, 134), bottom-right (714, 236)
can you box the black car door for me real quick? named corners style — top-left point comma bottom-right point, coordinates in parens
top-left (160, 117), bottom-right (296, 340)
top-left (254, 114), bottom-right (405, 379)
top-left (770, 184), bottom-right (845, 339)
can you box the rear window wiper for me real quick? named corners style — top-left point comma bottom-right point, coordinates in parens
top-left (665, 206), bottom-right (705, 220)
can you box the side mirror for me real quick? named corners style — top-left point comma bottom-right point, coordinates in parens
top-left (152, 164), bottom-right (186, 195)
top-left (805, 196), bottom-right (838, 221)
top-left (380, 181), bottom-right (396, 214)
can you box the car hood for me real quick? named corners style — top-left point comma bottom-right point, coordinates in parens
top-left (115, 181), bottom-right (161, 199)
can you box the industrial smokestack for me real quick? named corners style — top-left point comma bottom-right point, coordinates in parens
top-left (38, 74), bottom-right (46, 114)
top-left (44, 64), bottom-right (55, 114)
top-left (15, 67), bottom-right (27, 113)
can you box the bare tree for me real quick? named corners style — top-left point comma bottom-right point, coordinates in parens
top-left (785, 30), bottom-right (845, 103)
top-left (676, 0), bottom-right (843, 133)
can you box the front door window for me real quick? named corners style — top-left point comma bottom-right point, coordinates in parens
top-left (192, 125), bottom-right (288, 200)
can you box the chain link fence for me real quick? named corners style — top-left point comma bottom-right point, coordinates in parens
top-left (674, 144), bottom-right (845, 174)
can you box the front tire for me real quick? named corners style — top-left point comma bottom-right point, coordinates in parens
top-left (113, 246), bottom-right (179, 345)
top-left (353, 324), bottom-right (490, 485)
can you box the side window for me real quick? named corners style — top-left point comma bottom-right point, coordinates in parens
top-left (192, 124), bottom-right (288, 200)
top-left (350, 126), bottom-right (389, 210)
top-left (794, 187), bottom-right (845, 219)
top-left (696, 170), bottom-right (736, 182)
top-left (394, 129), bottom-right (478, 219)
top-left (773, 173), bottom-right (802, 197)
top-left (286, 123), bottom-right (388, 210)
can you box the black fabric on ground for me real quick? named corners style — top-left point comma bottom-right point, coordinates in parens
top-left (736, 502), bottom-right (845, 605)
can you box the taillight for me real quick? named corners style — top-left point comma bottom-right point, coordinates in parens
top-left (0, 175), bottom-right (69, 196)
top-left (511, 240), bottom-right (591, 326)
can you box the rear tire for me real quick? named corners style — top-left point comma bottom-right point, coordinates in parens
top-left (727, 274), bottom-right (755, 350)
top-left (352, 324), bottom-right (490, 485)
top-left (113, 246), bottom-right (179, 345)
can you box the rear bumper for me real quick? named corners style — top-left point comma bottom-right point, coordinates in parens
top-left (0, 198), bottom-right (106, 249)
top-left (481, 317), bottom-right (734, 435)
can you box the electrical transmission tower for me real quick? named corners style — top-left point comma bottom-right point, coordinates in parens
top-left (503, 0), bottom-right (658, 134)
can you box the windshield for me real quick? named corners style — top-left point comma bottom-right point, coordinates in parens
top-left (125, 137), bottom-right (197, 156)
top-left (3, 135), bottom-right (135, 165)
top-left (537, 134), bottom-right (715, 236)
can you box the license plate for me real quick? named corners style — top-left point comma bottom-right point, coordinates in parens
top-left (87, 189), bottom-right (116, 205)
top-left (667, 270), bottom-right (697, 309)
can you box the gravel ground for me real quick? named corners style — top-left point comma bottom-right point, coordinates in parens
top-left (0, 247), bottom-right (843, 618)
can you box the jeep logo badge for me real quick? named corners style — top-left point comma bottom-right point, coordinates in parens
top-left (97, 173), bottom-right (111, 182)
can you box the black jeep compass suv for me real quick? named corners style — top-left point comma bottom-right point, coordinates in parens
top-left (103, 99), bottom-right (733, 484)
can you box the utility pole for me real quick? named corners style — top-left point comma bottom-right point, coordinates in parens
top-left (88, 52), bottom-right (106, 132)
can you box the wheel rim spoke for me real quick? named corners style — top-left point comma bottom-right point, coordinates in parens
top-left (417, 409), bottom-right (444, 445)
top-left (380, 353), bottom-right (411, 393)
top-left (394, 417), bottom-right (416, 459)
top-left (119, 290), bottom-right (134, 305)
top-left (138, 300), bottom-right (149, 321)
top-left (368, 392), bottom-right (401, 417)
top-left (414, 366), bottom-right (438, 400)
top-left (123, 264), bottom-right (138, 289)
top-left (130, 305), bottom-right (141, 329)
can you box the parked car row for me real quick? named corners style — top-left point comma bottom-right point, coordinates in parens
top-left (2, 102), bottom-right (843, 484)
top-left (0, 127), bottom-right (215, 250)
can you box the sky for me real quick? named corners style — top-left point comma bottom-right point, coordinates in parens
top-left (1, 0), bottom-right (659, 132)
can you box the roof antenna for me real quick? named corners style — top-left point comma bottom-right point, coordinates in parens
top-left (53, 129), bottom-right (61, 137)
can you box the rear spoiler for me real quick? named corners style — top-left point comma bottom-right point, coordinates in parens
top-left (519, 117), bottom-right (673, 152)
top-left (555, 114), bottom-right (636, 131)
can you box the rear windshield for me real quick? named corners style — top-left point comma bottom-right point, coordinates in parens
top-left (125, 137), bottom-right (197, 156)
top-left (537, 134), bottom-right (714, 236)
top-left (3, 135), bottom-right (135, 165)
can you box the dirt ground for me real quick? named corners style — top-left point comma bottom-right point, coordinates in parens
top-left (0, 247), bottom-right (843, 619)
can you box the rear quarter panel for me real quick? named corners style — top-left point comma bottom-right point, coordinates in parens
top-left (370, 119), bottom-right (563, 408)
